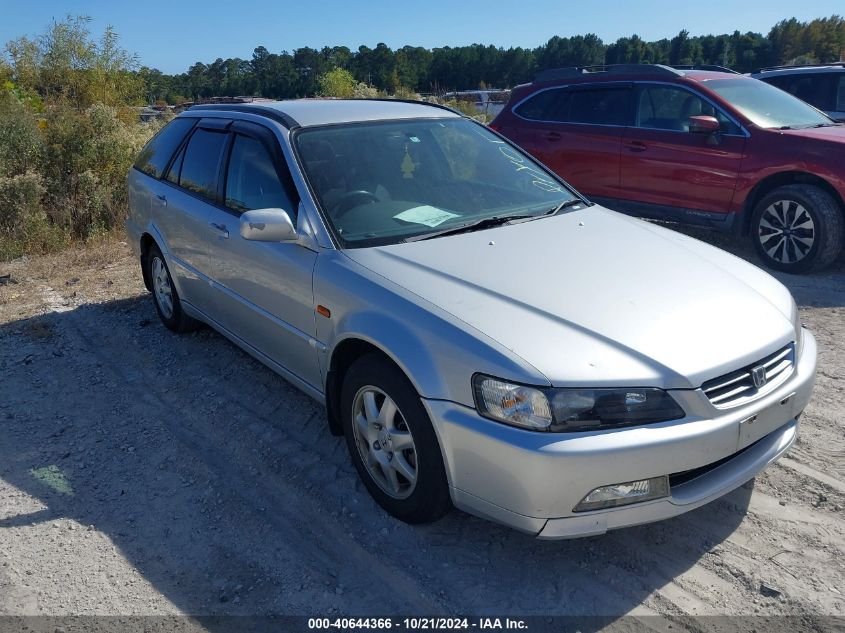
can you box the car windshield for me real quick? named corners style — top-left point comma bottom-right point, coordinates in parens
top-left (705, 77), bottom-right (834, 129)
top-left (294, 117), bottom-right (577, 248)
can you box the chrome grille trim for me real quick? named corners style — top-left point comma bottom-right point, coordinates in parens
top-left (702, 343), bottom-right (795, 408)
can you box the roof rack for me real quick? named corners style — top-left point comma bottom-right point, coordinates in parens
top-left (187, 103), bottom-right (300, 128)
top-left (186, 98), bottom-right (463, 129)
top-left (753, 62), bottom-right (845, 73)
top-left (355, 97), bottom-right (464, 116)
top-left (671, 64), bottom-right (739, 74)
top-left (533, 64), bottom-right (682, 83)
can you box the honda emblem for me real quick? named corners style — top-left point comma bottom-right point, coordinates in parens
top-left (751, 365), bottom-right (767, 389)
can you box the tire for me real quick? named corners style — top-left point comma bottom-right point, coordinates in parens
top-left (145, 243), bottom-right (199, 333)
top-left (751, 184), bottom-right (844, 273)
top-left (340, 353), bottom-right (451, 524)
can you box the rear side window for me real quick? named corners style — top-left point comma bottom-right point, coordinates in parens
top-left (133, 117), bottom-right (196, 179)
top-left (177, 129), bottom-right (229, 201)
top-left (514, 88), bottom-right (567, 121)
top-left (514, 86), bottom-right (632, 126)
top-left (567, 88), bottom-right (632, 126)
top-left (224, 135), bottom-right (295, 214)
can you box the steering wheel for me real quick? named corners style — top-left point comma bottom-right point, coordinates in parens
top-left (333, 190), bottom-right (380, 218)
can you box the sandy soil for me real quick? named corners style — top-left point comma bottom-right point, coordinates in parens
top-left (0, 227), bottom-right (843, 628)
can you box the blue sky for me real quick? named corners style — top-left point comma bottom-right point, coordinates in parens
top-left (1, 0), bottom-right (842, 74)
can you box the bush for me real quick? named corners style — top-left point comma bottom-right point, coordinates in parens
top-left (39, 103), bottom-right (158, 239)
top-left (0, 90), bottom-right (42, 176)
top-left (318, 68), bottom-right (357, 98)
top-left (353, 82), bottom-right (379, 98)
top-left (0, 171), bottom-right (45, 237)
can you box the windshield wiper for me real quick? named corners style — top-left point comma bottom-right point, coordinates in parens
top-left (544, 198), bottom-right (586, 216)
top-left (404, 214), bottom-right (534, 242)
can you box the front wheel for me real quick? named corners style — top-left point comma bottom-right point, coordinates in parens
top-left (751, 184), bottom-right (843, 273)
top-left (341, 354), bottom-right (451, 524)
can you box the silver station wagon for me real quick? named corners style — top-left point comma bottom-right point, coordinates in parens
top-left (127, 99), bottom-right (816, 538)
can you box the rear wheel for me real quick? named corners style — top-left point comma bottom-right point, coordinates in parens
top-left (751, 184), bottom-right (843, 273)
top-left (341, 353), bottom-right (451, 524)
top-left (145, 243), bottom-right (199, 333)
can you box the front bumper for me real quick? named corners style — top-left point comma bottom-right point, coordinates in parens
top-left (423, 329), bottom-right (817, 538)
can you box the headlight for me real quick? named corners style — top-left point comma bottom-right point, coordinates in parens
top-left (472, 375), bottom-right (553, 430)
top-left (472, 374), bottom-right (685, 432)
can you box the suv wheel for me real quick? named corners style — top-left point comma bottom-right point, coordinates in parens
top-left (751, 184), bottom-right (844, 273)
top-left (341, 353), bottom-right (451, 524)
top-left (146, 244), bottom-right (199, 333)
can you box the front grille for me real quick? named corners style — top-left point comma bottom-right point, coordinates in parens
top-left (701, 343), bottom-right (795, 408)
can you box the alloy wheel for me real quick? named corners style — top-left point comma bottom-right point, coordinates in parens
top-left (351, 386), bottom-right (418, 499)
top-left (758, 199), bottom-right (816, 265)
top-left (151, 256), bottom-right (174, 319)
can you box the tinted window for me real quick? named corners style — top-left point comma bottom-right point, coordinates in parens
top-left (566, 88), bottom-right (632, 125)
top-left (178, 129), bottom-right (229, 200)
top-left (165, 144), bottom-right (185, 185)
top-left (836, 76), bottom-right (845, 111)
top-left (133, 117), bottom-right (196, 179)
top-left (514, 89), bottom-right (567, 121)
top-left (637, 85), bottom-right (740, 134)
top-left (224, 135), bottom-right (295, 214)
top-left (767, 73), bottom-right (836, 111)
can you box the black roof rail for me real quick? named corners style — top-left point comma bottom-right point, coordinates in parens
top-left (533, 64), bottom-right (683, 83)
top-left (670, 64), bottom-right (739, 74)
top-left (187, 103), bottom-right (300, 129)
top-left (752, 61), bottom-right (845, 73)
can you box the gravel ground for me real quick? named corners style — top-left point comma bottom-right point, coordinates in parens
top-left (0, 227), bottom-right (843, 629)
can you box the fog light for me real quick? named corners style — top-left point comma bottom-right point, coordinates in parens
top-left (573, 476), bottom-right (669, 512)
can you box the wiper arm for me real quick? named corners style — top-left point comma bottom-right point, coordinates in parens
top-left (544, 198), bottom-right (586, 216)
top-left (404, 214), bottom-right (534, 242)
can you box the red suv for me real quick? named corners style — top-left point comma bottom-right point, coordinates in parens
top-left (491, 64), bottom-right (845, 273)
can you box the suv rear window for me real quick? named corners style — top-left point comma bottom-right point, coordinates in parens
top-left (133, 117), bottom-right (197, 179)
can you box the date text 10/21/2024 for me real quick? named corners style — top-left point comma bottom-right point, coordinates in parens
top-left (307, 618), bottom-right (529, 630)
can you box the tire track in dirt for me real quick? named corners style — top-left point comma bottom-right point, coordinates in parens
top-left (56, 297), bottom-right (445, 614)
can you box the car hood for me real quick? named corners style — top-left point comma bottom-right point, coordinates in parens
top-left (342, 207), bottom-right (796, 390)
top-left (780, 124), bottom-right (845, 143)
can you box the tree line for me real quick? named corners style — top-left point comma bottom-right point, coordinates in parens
top-left (136, 16), bottom-right (845, 103)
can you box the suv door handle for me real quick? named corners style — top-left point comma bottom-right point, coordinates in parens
top-left (626, 141), bottom-right (647, 152)
top-left (546, 131), bottom-right (562, 141)
top-left (209, 222), bottom-right (230, 239)
top-left (155, 194), bottom-right (167, 206)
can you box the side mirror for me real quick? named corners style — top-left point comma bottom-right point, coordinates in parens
top-left (239, 208), bottom-right (297, 242)
top-left (688, 115), bottom-right (721, 134)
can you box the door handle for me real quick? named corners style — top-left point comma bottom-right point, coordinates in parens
top-left (546, 131), bottom-right (562, 141)
top-left (626, 141), bottom-right (647, 152)
top-left (209, 222), bottom-right (229, 239)
top-left (155, 194), bottom-right (167, 206)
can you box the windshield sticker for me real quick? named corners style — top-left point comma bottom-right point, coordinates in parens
top-left (394, 206), bottom-right (459, 227)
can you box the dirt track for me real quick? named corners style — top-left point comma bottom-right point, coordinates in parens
top-left (0, 227), bottom-right (843, 627)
